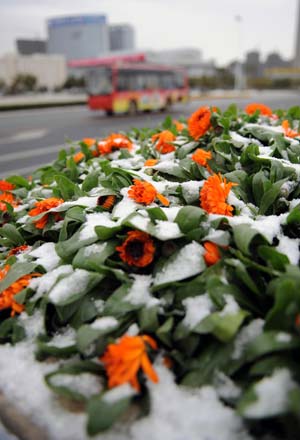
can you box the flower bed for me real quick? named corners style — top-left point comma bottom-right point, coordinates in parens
top-left (1, 103), bottom-right (300, 439)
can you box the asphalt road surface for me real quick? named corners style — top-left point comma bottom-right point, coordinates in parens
top-left (0, 90), bottom-right (300, 178)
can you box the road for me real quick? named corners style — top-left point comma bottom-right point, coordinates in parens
top-left (0, 90), bottom-right (300, 178)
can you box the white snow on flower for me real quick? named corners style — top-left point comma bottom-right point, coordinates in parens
top-left (130, 364), bottom-right (251, 440)
top-left (124, 275), bottom-right (159, 308)
top-left (54, 196), bottom-right (99, 210)
top-left (257, 154), bottom-right (300, 176)
top-left (46, 327), bottom-right (76, 348)
top-left (83, 242), bottom-right (107, 257)
top-left (154, 241), bottom-right (205, 286)
top-left (160, 206), bottom-right (181, 221)
top-left (232, 319), bottom-right (265, 360)
top-left (182, 294), bottom-right (214, 329)
top-left (276, 235), bottom-right (300, 265)
top-left (18, 310), bottom-right (44, 339)
top-left (112, 194), bottom-right (140, 220)
top-left (230, 131), bottom-right (262, 148)
top-left (244, 369), bottom-right (296, 418)
top-left (244, 123), bottom-right (284, 135)
top-left (215, 372), bottom-right (241, 400)
top-left (126, 323), bottom-right (140, 336)
top-left (276, 332), bottom-right (292, 343)
top-left (181, 181), bottom-right (203, 204)
top-left (111, 156), bottom-right (144, 170)
top-left (125, 213), bottom-right (151, 231)
top-left (152, 220), bottom-right (183, 241)
top-left (79, 212), bottom-right (120, 241)
top-left (227, 192), bottom-right (253, 217)
top-left (203, 229), bottom-right (230, 246)
top-left (49, 269), bottom-right (91, 305)
top-left (29, 265), bottom-right (73, 301)
top-left (102, 383), bottom-right (136, 404)
top-left (50, 373), bottom-right (101, 398)
top-left (29, 242), bottom-right (61, 271)
top-left (90, 316), bottom-right (119, 331)
top-left (220, 295), bottom-right (240, 316)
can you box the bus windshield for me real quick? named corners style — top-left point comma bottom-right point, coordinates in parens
top-left (85, 68), bottom-right (112, 96)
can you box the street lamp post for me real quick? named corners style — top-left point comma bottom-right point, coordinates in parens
top-left (234, 15), bottom-right (245, 90)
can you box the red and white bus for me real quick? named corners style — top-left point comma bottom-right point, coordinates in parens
top-left (69, 54), bottom-right (189, 115)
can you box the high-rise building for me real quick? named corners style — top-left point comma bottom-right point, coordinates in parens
top-left (47, 15), bottom-right (109, 60)
top-left (109, 24), bottom-right (135, 51)
top-left (16, 39), bottom-right (46, 55)
top-left (295, 0), bottom-right (300, 67)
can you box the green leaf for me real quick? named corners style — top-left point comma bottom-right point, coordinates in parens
top-left (194, 309), bottom-right (248, 342)
top-left (87, 390), bottom-right (133, 435)
top-left (258, 179), bottom-right (287, 215)
top-left (6, 175), bottom-right (31, 189)
top-left (73, 241), bottom-right (117, 271)
top-left (175, 206), bottom-right (206, 233)
top-left (232, 224), bottom-right (267, 255)
top-left (0, 224), bottom-right (25, 246)
top-left (55, 175), bottom-right (83, 201)
top-left (0, 262), bottom-right (37, 293)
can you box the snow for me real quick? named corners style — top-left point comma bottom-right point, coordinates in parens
top-left (152, 220), bottom-right (183, 240)
top-left (124, 275), bottom-right (159, 308)
top-left (79, 212), bottom-right (120, 241)
top-left (83, 243), bottom-right (107, 257)
top-left (29, 242), bottom-right (61, 271)
top-left (230, 131), bottom-right (262, 148)
top-left (46, 327), bottom-right (76, 348)
top-left (126, 213), bottom-right (151, 232)
top-left (48, 269), bottom-right (91, 305)
top-left (215, 372), bottom-right (241, 400)
top-left (232, 319), bottom-right (265, 360)
top-left (90, 317), bottom-right (119, 331)
top-left (102, 384), bottom-right (136, 404)
top-left (182, 294), bottom-right (214, 329)
top-left (50, 373), bottom-right (101, 398)
top-left (181, 181), bottom-right (203, 204)
top-left (276, 332), bottom-right (292, 343)
top-left (160, 206), bottom-right (181, 221)
top-left (53, 197), bottom-right (99, 210)
top-left (29, 265), bottom-right (73, 301)
top-left (112, 195), bottom-right (139, 220)
top-left (244, 369), bottom-right (295, 418)
top-left (153, 241), bottom-right (205, 286)
top-left (276, 235), bottom-right (300, 265)
top-left (130, 364), bottom-right (251, 440)
top-left (203, 229), bottom-right (230, 246)
top-left (220, 295), bottom-right (240, 316)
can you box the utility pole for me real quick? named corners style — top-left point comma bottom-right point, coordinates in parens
top-left (294, 0), bottom-right (300, 67)
top-left (234, 15), bottom-right (245, 90)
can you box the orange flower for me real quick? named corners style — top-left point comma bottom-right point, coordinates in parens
top-left (282, 120), bottom-right (300, 138)
top-left (116, 230), bottom-right (155, 267)
top-left (100, 334), bottom-right (159, 391)
top-left (128, 179), bottom-right (169, 206)
top-left (173, 120), bottom-right (184, 131)
top-left (188, 106), bottom-right (211, 140)
top-left (191, 148), bottom-right (212, 169)
top-left (8, 245), bottom-right (29, 257)
top-left (0, 265), bottom-right (41, 316)
top-left (152, 130), bottom-right (176, 154)
top-left (203, 242), bottom-right (221, 266)
top-left (200, 173), bottom-right (237, 216)
top-left (0, 192), bottom-right (18, 211)
top-left (28, 197), bottom-right (64, 229)
top-left (97, 195), bottom-right (116, 211)
top-left (82, 138), bottom-right (96, 147)
top-left (98, 133), bottom-right (133, 155)
top-left (73, 152), bottom-right (85, 163)
top-left (0, 180), bottom-right (15, 191)
top-left (144, 159), bottom-right (158, 167)
top-left (245, 103), bottom-right (273, 117)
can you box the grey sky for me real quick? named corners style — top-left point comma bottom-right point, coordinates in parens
top-left (0, 0), bottom-right (298, 65)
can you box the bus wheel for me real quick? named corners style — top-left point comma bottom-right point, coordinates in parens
top-left (161, 99), bottom-right (172, 113)
top-left (128, 101), bottom-right (137, 116)
top-left (105, 109), bottom-right (114, 116)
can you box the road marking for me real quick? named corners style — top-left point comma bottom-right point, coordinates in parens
top-left (0, 163), bottom-right (51, 178)
top-left (0, 129), bottom-right (49, 145)
top-left (0, 106), bottom-right (87, 119)
top-left (0, 143), bottom-right (68, 162)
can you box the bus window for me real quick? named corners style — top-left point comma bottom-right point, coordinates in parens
top-left (160, 73), bottom-right (175, 89)
top-left (86, 68), bottom-right (112, 95)
top-left (175, 72), bottom-right (185, 89)
top-left (144, 73), bottom-right (159, 90)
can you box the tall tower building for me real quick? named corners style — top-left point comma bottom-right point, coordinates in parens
top-left (47, 15), bottom-right (109, 60)
top-left (294, 0), bottom-right (300, 67)
top-left (109, 24), bottom-right (135, 51)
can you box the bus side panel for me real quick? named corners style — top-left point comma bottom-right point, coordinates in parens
top-left (88, 95), bottom-right (113, 111)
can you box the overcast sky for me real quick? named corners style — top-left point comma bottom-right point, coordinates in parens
top-left (0, 0), bottom-right (299, 65)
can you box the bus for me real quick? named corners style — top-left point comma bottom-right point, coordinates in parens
top-left (69, 56), bottom-right (189, 115)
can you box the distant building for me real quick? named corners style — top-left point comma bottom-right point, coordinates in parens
top-left (109, 24), bottom-right (135, 51)
top-left (16, 39), bottom-right (46, 55)
top-left (146, 48), bottom-right (215, 78)
top-left (0, 54), bottom-right (67, 89)
top-left (47, 15), bottom-right (109, 60)
top-left (264, 52), bottom-right (291, 69)
top-left (244, 51), bottom-right (262, 78)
